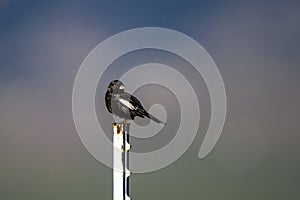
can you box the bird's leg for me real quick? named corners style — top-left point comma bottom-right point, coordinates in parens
top-left (121, 119), bottom-right (129, 124)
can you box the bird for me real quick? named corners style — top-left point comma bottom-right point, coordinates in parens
top-left (105, 80), bottom-right (166, 125)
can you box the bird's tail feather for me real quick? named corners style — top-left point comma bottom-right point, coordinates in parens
top-left (148, 113), bottom-right (166, 125)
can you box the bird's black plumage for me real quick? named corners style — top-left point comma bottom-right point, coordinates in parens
top-left (105, 80), bottom-right (165, 124)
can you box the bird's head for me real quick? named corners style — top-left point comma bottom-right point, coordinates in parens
top-left (107, 80), bottom-right (125, 93)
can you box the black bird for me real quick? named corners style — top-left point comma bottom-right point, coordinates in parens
top-left (105, 80), bottom-right (165, 125)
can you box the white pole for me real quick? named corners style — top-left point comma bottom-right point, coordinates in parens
top-left (113, 123), bottom-right (131, 200)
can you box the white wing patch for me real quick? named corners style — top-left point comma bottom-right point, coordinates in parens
top-left (119, 98), bottom-right (136, 110)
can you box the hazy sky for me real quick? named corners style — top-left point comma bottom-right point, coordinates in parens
top-left (1, 0), bottom-right (299, 199)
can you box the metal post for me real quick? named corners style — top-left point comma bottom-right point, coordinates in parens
top-left (113, 123), bottom-right (131, 200)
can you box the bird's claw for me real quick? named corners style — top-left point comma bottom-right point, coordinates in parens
top-left (121, 119), bottom-right (130, 124)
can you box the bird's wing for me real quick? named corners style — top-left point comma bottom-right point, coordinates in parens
top-left (117, 92), bottom-right (165, 124)
top-left (118, 93), bottom-right (148, 117)
top-left (128, 94), bottom-right (150, 117)
top-left (129, 94), bottom-right (144, 108)
top-left (118, 93), bottom-right (139, 110)
top-left (119, 98), bottom-right (135, 110)
top-left (128, 94), bottom-right (165, 124)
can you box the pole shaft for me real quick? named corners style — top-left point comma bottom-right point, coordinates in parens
top-left (113, 123), bottom-right (131, 200)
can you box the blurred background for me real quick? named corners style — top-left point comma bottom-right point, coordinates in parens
top-left (1, 0), bottom-right (299, 199)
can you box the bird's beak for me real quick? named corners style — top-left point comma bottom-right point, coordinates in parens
top-left (119, 85), bottom-right (125, 90)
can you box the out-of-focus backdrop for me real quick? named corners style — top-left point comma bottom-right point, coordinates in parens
top-left (1, 0), bottom-right (299, 199)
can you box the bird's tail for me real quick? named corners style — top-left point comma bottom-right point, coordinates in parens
top-left (148, 113), bottom-right (166, 125)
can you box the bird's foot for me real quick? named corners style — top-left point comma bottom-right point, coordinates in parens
top-left (121, 119), bottom-right (130, 124)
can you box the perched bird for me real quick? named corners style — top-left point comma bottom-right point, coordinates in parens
top-left (105, 80), bottom-right (165, 125)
